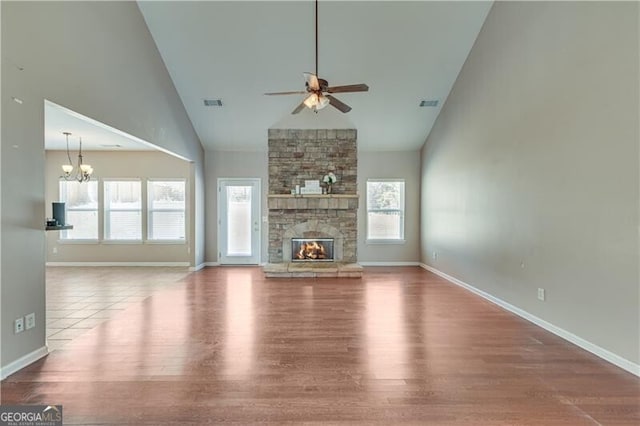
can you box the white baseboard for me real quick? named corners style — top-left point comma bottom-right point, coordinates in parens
top-left (420, 263), bottom-right (640, 377)
top-left (189, 263), bottom-right (209, 272)
top-left (1, 346), bottom-right (49, 380)
top-left (46, 262), bottom-right (189, 267)
top-left (188, 262), bottom-right (220, 271)
top-left (359, 261), bottom-right (420, 267)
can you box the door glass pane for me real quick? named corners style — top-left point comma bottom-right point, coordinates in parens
top-left (227, 186), bottom-right (252, 256)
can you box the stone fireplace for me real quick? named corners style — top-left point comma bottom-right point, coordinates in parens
top-left (263, 129), bottom-right (362, 278)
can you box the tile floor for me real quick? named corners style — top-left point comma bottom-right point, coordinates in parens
top-left (46, 266), bottom-right (191, 351)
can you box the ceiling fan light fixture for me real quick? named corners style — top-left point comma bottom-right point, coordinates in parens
top-left (303, 93), bottom-right (318, 109)
top-left (317, 94), bottom-right (330, 110)
top-left (303, 93), bottom-right (330, 111)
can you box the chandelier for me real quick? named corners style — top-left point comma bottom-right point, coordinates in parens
top-left (61, 132), bottom-right (93, 182)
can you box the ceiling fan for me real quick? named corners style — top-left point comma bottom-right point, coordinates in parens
top-left (264, 0), bottom-right (369, 114)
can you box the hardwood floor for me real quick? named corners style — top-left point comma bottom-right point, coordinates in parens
top-left (2, 267), bottom-right (639, 424)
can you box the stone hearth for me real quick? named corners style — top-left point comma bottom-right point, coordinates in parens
top-left (263, 262), bottom-right (363, 278)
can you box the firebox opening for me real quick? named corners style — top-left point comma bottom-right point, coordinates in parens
top-left (291, 238), bottom-right (334, 262)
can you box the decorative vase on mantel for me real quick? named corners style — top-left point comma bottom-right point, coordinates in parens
top-left (323, 172), bottom-right (337, 195)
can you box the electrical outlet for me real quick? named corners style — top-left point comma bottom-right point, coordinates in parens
top-left (25, 313), bottom-right (36, 330)
top-left (432, 251), bottom-right (438, 260)
top-left (52, 247), bottom-right (58, 254)
top-left (537, 288), bottom-right (545, 301)
top-left (14, 317), bottom-right (24, 334)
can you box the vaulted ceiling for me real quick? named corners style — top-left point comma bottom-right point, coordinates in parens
top-left (138, 1), bottom-right (492, 151)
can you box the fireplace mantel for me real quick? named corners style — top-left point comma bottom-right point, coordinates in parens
top-left (268, 194), bottom-right (359, 210)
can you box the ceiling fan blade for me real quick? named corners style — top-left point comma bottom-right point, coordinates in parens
top-left (304, 72), bottom-right (320, 91)
top-left (327, 83), bottom-right (369, 93)
top-left (291, 102), bottom-right (306, 114)
top-left (264, 91), bottom-right (307, 96)
top-left (326, 95), bottom-right (352, 113)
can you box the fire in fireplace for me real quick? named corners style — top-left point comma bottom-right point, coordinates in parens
top-left (291, 238), bottom-right (334, 262)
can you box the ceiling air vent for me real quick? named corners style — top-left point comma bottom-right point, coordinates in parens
top-left (420, 100), bottom-right (439, 107)
top-left (204, 99), bottom-right (223, 107)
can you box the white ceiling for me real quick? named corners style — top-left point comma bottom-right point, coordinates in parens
top-left (45, 100), bottom-right (156, 151)
top-left (138, 1), bottom-right (493, 151)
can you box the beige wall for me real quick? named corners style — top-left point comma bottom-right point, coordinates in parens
top-left (420, 2), bottom-right (639, 365)
top-left (205, 149), bottom-right (421, 264)
top-left (358, 151), bottom-right (421, 263)
top-left (1, 1), bottom-right (203, 371)
top-left (45, 151), bottom-right (192, 263)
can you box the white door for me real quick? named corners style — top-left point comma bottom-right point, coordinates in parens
top-left (218, 178), bottom-right (261, 265)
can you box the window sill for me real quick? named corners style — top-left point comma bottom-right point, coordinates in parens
top-left (56, 240), bottom-right (186, 245)
top-left (145, 240), bottom-right (186, 245)
top-left (366, 239), bottom-right (406, 245)
top-left (102, 240), bottom-right (143, 245)
top-left (57, 239), bottom-right (99, 245)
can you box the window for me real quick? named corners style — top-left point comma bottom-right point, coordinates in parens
top-left (147, 180), bottom-right (186, 241)
top-left (366, 179), bottom-right (405, 241)
top-left (59, 180), bottom-right (99, 240)
top-left (104, 180), bottom-right (142, 241)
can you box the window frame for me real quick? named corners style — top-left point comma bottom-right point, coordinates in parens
top-left (58, 179), bottom-right (100, 242)
top-left (103, 178), bottom-right (143, 243)
top-left (146, 178), bottom-right (187, 243)
top-left (366, 178), bottom-right (406, 244)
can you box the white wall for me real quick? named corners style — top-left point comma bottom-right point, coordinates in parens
top-left (420, 2), bottom-right (639, 366)
top-left (358, 151), bottom-right (421, 263)
top-left (205, 150), bottom-right (269, 264)
top-left (1, 1), bottom-right (203, 372)
top-left (45, 151), bottom-right (192, 264)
